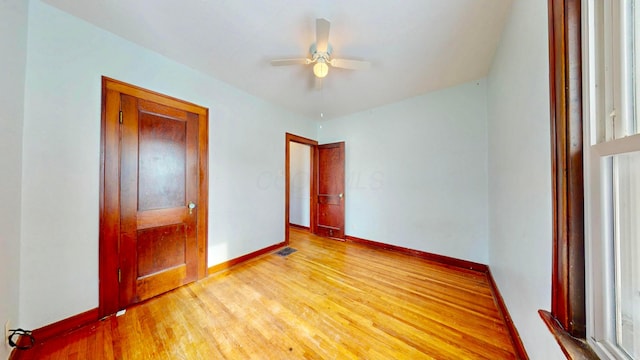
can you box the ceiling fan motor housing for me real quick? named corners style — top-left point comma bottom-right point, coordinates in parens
top-left (310, 43), bottom-right (332, 62)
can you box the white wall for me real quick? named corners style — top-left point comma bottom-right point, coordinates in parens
top-left (318, 80), bottom-right (489, 264)
top-left (19, 0), bottom-right (316, 330)
top-left (0, 0), bottom-right (28, 358)
top-left (486, 0), bottom-right (564, 358)
top-left (289, 142), bottom-right (311, 227)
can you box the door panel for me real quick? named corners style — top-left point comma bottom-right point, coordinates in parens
top-left (138, 111), bottom-right (187, 210)
top-left (315, 142), bottom-right (345, 239)
top-left (119, 94), bottom-right (198, 307)
top-left (136, 224), bottom-right (187, 277)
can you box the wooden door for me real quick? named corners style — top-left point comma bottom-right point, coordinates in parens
top-left (119, 95), bottom-right (199, 306)
top-left (315, 142), bottom-right (345, 239)
top-left (100, 77), bottom-right (208, 317)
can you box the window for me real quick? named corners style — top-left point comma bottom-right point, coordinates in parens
top-left (584, 0), bottom-right (640, 358)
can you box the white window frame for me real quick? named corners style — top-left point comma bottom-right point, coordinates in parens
top-left (584, 0), bottom-right (640, 358)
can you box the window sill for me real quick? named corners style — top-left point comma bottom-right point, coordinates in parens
top-left (539, 310), bottom-right (599, 359)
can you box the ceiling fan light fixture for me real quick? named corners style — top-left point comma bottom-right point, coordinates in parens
top-left (313, 62), bottom-right (329, 78)
top-left (271, 18), bottom-right (369, 87)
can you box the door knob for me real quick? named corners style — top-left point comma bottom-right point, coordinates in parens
top-left (338, 193), bottom-right (343, 199)
top-left (188, 201), bottom-right (196, 214)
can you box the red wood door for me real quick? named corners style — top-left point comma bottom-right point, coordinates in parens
top-left (315, 142), bottom-right (345, 239)
top-left (119, 94), bottom-right (199, 307)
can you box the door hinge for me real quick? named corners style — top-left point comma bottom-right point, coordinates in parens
top-left (119, 110), bottom-right (123, 124)
top-left (118, 268), bottom-right (121, 283)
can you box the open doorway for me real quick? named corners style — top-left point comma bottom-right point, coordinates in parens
top-left (285, 133), bottom-right (317, 244)
top-left (285, 133), bottom-right (346, 243)
top-left (289, 142), bottom-right (312, 229)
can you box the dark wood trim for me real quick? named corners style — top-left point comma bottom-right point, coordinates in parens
top-left (344, 235), bottom-right (488, 273)
top-left (285, 133), bottom-right (318, 245)
top-left (10, 308), bottom-right (98, 359)
top-left (197, 107), bottom-right (210, 279)
top-left (24, 308), bottom-right (99, 348)
top-left (102, 78), bottom-right (207, 114)
top-left (99, 78), bottom-right (121, 318)
top-left (547, 0), bottom-right (586, 338)
top-left (487, 270), bottom-right (529, 360)
top-left (288, 223), bottom-right (310, 231)
top-left (539, 310), bottom-right (599, 359)
top-left (208, 242), bottom-right (286, 275)
top-left (100, 77), bottom-right (209, 318)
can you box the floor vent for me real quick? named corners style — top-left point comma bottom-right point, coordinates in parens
top-left (275, 247), bottom-right (297, 257)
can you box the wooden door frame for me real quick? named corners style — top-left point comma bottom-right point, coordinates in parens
top-left (285, 133), bottom-right (318, 244)
top-left (99, 77), bottom-right (209, 318)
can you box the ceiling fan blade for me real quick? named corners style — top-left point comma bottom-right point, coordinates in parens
top-left (271, 58), bottom-right (311, 66)
top-left (329, 58), bottom-right (371, 70)
top-left (316, 18), bottom-right (330, 53)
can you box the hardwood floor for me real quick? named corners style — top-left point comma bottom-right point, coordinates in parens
top-left (12, 228), bottom-right (520, 359)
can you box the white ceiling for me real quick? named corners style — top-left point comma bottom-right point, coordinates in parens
top-left (42, 0), bottom-right (512, 120)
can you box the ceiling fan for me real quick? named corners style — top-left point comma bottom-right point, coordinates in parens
top-left (271, 18), bottom-right (371, 87)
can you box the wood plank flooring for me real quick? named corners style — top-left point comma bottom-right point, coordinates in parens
top-left (12, 228), bottom-right (519, 359)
